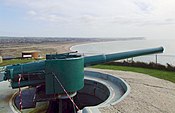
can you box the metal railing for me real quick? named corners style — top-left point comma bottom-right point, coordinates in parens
top-left (122, 54), bottom-right (175, 66)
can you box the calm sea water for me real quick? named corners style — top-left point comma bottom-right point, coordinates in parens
top-left (71, 39), bottom-right (175, 65)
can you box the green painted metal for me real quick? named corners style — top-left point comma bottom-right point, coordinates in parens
top-left (46, 52), bottom-right (81, 59)
top-left (45, 57), bottom-right (84, 94)
top-left (3, 61), bottom-right (45, 88)
top-left (84, 47), bottom-right (164, 67)
top-left (4, 60), bottom-right (45, 80)
top-left (11, 80), bottom-right (45, 88)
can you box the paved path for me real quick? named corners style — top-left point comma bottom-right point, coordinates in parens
top-left (0, 81), bottom-right (17, 113)
top-left (87, 68), bottom-right (175, 113)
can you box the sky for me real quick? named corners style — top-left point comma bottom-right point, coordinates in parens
top-left (0, 0), bottom-right (175, 39)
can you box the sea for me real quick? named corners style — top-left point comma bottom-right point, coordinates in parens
top-left (71, 39), bottom-right (175, 66)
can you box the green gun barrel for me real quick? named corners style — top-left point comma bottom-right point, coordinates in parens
top-left (84, 47), bottom-right (164, 67)
top-left (0, 46), bottom-right (164, 94)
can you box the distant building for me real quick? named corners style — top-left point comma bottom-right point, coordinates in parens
top-left (22, 51), bottom-right (40, 59)
top-left (0, 56), bottom-right (2, 63)
top-left (2, 56), bottom-right (15, 60)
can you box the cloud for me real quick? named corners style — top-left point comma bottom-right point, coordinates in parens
top-left (133, 1), bottom-right (153, 13)
top-left (2, 0), bottom-right (175, 27)
top-left (28, 10), bottom-right (37, 16)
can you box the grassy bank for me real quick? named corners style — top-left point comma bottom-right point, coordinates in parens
top-left (0, 59), bottom-right (36, 66)
top-left (93, 64), bottom-right (175, 83)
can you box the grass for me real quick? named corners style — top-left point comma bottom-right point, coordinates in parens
top-left (92, 64), bottom-right (175, 83)
top-left (0, 59), bottom-right (37, 66)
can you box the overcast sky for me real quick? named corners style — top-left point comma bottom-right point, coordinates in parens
top-left (0, 0), bottom-right (175, 39)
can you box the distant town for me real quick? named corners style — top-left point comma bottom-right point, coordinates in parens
top-left (0, 37), bottom-right (144, 44)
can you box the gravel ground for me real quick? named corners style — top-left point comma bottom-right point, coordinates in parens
top-left (86, 68), bottom-right (175, 113)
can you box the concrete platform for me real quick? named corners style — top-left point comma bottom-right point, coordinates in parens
top-left (13, 70), bottom-right (130, 113)
top-left (2, 68), bottom-right (174, 113)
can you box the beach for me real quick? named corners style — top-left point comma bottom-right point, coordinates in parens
top-left (0, 42), bottom-right (81, 57)
top-left (0, 37), bottom-right (115, 57)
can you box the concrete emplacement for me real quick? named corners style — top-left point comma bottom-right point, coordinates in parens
top-left (13, 70), bottom-right (130, 113)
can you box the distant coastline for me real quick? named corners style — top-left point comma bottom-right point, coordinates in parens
top-left (70, 37), bottom-right (145, 52)
top-left (0, 37), bottom-right (145, 57)
top-left (71, 38), bottom-right (175, 65)
top-left (0, 36), bottom-right (145, 43)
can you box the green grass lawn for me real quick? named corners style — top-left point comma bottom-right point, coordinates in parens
top-left (93, 64), bottom-right (175, 83)
top-left (0, 59), bottom-right (36, 66)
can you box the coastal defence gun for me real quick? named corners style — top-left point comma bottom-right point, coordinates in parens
top-left (0, 47), bottom-right (164, 113)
